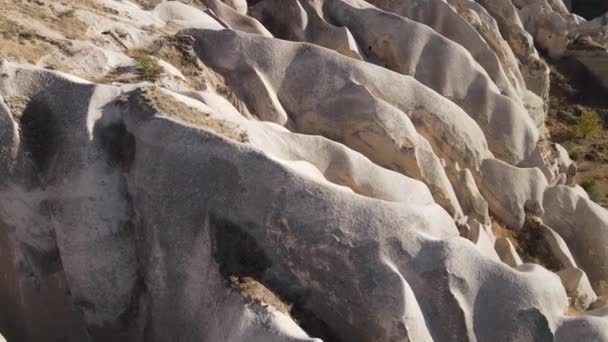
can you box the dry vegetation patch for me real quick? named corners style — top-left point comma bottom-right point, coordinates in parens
top-left (136, 87), bottom-right (248, 142)
top-left (0, 0), bottom-right (89, 64)
top-left (230, 276), bottom-right (292, 316)
top-left (126, 36), bottom-right (251, 114)
top-left (491, 218), bottom-right (518, 246)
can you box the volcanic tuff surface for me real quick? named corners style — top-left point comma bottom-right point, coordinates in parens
top-left (0, 0), bottom-right (608, 341)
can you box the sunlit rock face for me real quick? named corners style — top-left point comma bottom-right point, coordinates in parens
top-left (0, 1), bottom-right (608, 341)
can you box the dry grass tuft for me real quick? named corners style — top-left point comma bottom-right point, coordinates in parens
top-left (137, 56), bottom-right (164, 80)
top-left (491, 218), bottom-right (518, 248)
top-left (565, 304), bottom-right (583, 316)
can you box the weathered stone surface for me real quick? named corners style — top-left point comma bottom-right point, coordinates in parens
top-left (555, 315), bottom-right (608, 342)
top-left (558, 267), bottom-right (598, 310)
top-left (495, 237), bottom-right (523, 267)
top-left (366, 0), bottom-right (525, 104)
top-left (0, 61), bottom-right (583, 342)
top-left (252, 0), bottom-right (540, 166)
top-left (480, 158), bottom-right (548, 229)
top-left (1, 1), bottom-right (608, 341)
top-left (186, 27), bottom-right (502, 219)
top-left (203, 0), bottom-right (273, 37)
top-left (476, 0), bottom-right (551, 100)
top-left (221, 0), bottom-right (248, 15)
top-left (543, 185), bottom-right (608, 295)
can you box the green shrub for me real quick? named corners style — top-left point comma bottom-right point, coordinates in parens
top-left (581, 179), bottom-right (604, 202)
top-left (138, 56), bottom-right (163, 80)
top-left (573, 110), bottom-right (603, 139)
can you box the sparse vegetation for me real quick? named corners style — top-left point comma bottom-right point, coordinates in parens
top-left (569, 150), bottom-right (581, 161)
top-left (581, 179), bottom-right (605, 203)
top-left (547, 59), bottom-right (608, 208)
top-left (138, 56), bottom-right (163, 80)
top-left (572, 110), bottom-right (603, 139)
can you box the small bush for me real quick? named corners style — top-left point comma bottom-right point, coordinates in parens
top-left (138, 56), bottom-right (163, 80)
top-left (569, 150), bottom-right (581, 161)
top-left (581, 179), bottom-right (605, 202)
top-left (572, 110), bottom-right (603, 139)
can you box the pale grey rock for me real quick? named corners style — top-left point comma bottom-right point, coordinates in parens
top-left (466, 219), bottom-right (500, 258)
top-left (2, 1), bottom-right (608, 341)
top-left (555, 314), bottom-right (608, 342)
top-left (366, 0), bottom-right (525, 103)
top-left (446, 0), bottom-right (531, 99)
top-left (534, 220), bottom-right (578, 269)
top-left (0, 96), bottom-right (18, 163)
top-left (558, 267), bottom-right (598, 310)
top-left (221, 0), bottom-right (248, 15)
top-left (476, 0), bottom-right (551, 100)
top-left (185, 27), bottom-right (500, 218)
top-left (204, 0), bottom-right (273, 37)
top-left (589, 296), bottom-right (608, 310)
top-left (0, 61), bottom-right (588, 342)
top-left (153, 1), bottom-right (226, 30)
top-left (555, 143), bottom-right (576, 183)
top-left (253, 0), bottom-right (365, 60)
top-left (0, 61), bottom-right (320, 342)
top-left (512, 0), bottom-right (608, 66)
top-left (253, 0), bottom-right (540, 165)
top-left (160, 88), bottom-right (437, 206)
top-left (516, 1), bottom-right (577, 58)
top-left (445, 0), bottom-right (549, 130)
top-left (446, 163), bottom-right (490, 226)
top-left (480, 158), bottom-right (548, 229)
top-left (543, 185), bottom-right (608, 295)
top-left (495, 237), bottom-right (523, 267)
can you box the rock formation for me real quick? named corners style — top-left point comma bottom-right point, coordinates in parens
top-left (0, 0), bottom-right (607, 341)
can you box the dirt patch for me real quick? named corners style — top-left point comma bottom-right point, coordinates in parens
top-left (564, 305), bottom-right (582, 316)
top-left (491, 218), bottom-right (519, 248)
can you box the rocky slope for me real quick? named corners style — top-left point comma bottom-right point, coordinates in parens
top-left (0, 0), bottom-right (607, 341)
